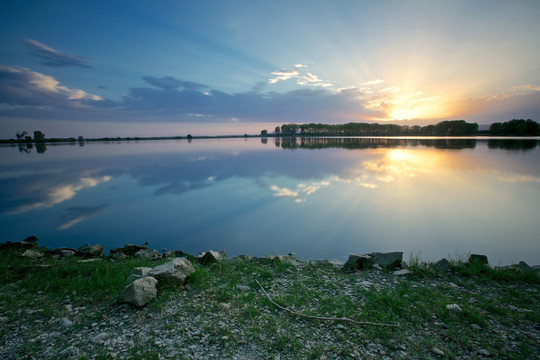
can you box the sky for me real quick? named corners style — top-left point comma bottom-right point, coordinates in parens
top-left (0, 0), bottom-right (539, 137)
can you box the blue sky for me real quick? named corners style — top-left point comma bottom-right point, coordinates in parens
top-left (1, 0), bottom-right (539, 137)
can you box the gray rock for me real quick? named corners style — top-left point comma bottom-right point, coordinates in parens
top-left (60, 317), bottom-right (73, 328)
top-left (24, 235), bottom-right (39, 243)
top-left (126, 266), bottom-right (153, 283)
top-left (517, 261), bottom-right (531, 271)
top-left (112, 252), bottom-right (128, 259)
top-left (471, 323), bottom-right (482, 330)
top-left (276, 255), bottom-right (301, 266)
top-left (198, 250), bottom-right (226, 264)
top-left (468, 254), bottom-right (488, 265)
top-left (60, 250), bottom-right (75, 258)
top-left (78, 244), bottom-right (103, 257)
top-left (163, 250), bottom-right (176, 259)
top-left (110, 244), bottom-right (148, 257)
top-left (91, 332), bottom-right (111, 345)
top-left (393, 269), bottom-right (410, 276)
top-left (343, 254), bottom-right (373, 270)
top-left (372, 263), bottom-right (383, 271)
top-left (400, 260), bottom-right (409, 269)
top-left (134, 248), bottom-right (161, 260)
top-left (148, 257), bottom-right (195, 283)
top-left (478, 349), bottom-right (491, 356)
top-left (119, 277), bottom-right (158, 307)
top-left (431, 347), bottom-right (444, 356)
top-left (434, 258), bottom-right (451, 271)
top-left (21, 249), bottom-right (44, 258)
top-left (369, 252), bottom-right (403, 269)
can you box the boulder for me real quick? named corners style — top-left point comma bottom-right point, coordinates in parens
top-left (468, 254), bottom-right (488, 265)
top-left (134, 248), bottom-right (161, 260)
top-left (78, 244), bottom-right (103, 257)
top-left (276, 255), bottom-right (302, 266)
top-left (23, 235), bottom-right (39, 243)
top-left (110, 244), bottom-right (148, 257)
top-left (434, 258), bottom-right (451, 271)
top-left (343, 254), bottom-right (373, 270)
top-left (112, 252), bottom-right (128, 260)
top-left (198, 250), bottom-right (226, 265)
top-left (517, 261), bottom-right (531, 271)
top-left (368, 252), bottom-right (403, 269)
top-left (119, 277), bottom-right (158, 307)
top-left (61, 250), bottom-right (76, 258)
top-left (0, 239), bottom-right (36, 250)
top-left (126, 267), bottom-right (153, 283)
top-left (21, 249), bottom-right (44, 259)
top-left (148, 258), bottom-right (195, 283)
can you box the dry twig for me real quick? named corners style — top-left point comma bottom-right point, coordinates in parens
top-left (255, 279), bottom-right (399, 328)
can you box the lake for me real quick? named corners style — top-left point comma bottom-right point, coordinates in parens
top-left (1, 137), bottom-right (539, 266)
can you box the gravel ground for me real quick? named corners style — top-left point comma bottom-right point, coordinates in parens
top-left (1, 257), bottom-right (539, 359)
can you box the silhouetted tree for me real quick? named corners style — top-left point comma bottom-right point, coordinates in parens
top-left (33, 131), bottom-right (45, 141)
top-left (260, 129), bottom-right (268, 136)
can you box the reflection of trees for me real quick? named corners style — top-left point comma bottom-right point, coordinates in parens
top-left (35, 143), bottom-right (47, 154)
top-left (17, 143), bottom-right (31, 154)
top-left (487, 139), bottom-right (539, 151)
top-left (15, 142), bottom-right (47, 154)
top-left (276, 137), bottom-right (478, 150)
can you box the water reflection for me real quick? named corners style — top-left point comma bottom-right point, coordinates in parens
top-left (0, 138), bottom-right (539, 265)
top-left (277, 137), bottom-right (480, 150)
top-left (487, 139), bottom-right (539, 151)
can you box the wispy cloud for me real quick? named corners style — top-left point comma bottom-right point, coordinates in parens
top-left (0, 65), bottom-right (102, 107)
top-left (268, 64), bottom-right (332, 87)
top-left (270, 185), bottom-right (299, 197)
top-left (361, 79), bottom-right (385, 86)
top-left (25, 39), bottom-right (91, 68)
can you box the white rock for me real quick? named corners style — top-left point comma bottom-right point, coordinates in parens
top-left (119, 277), bottom-right (158, 307)
top-left (21, 249), bottom-right (44, 258)
top-left (148, 258), bottom-right (195, 283)
top-left (393, 269), bottom-right (410, 276)
top-left (431, 347), bottom-right (445, 356)
top-left (446, 304), bottom-right (463, 312)
top-left (60, 250), bottom-right (75, 258)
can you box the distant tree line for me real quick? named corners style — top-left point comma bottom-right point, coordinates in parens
top-left (271, 120), bottom-right (480, 137)
top-left (489, 119), bottom-right (540, 136)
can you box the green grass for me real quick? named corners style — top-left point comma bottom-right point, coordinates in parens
top-left (1, 248), bottom-right (539, 359)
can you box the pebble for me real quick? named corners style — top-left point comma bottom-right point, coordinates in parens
top-left (446, 304), bottom-right (463, 312)
top-left (471, 323), bottom-right (482, 330)
top-left (431, 347), bottom-right (445, 356)
top-left (479, 349), bottom-right (491, 356)
top-left (92, 332), bottom-right (110, 345)
top-left (60, 317), bottom-right (73, 329)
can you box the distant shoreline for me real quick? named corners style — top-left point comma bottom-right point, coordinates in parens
top-left (2, 133), bottom-right (540, 145)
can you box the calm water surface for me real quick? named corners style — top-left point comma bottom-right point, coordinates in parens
top-left (1, 137), bottom-right (539, 265)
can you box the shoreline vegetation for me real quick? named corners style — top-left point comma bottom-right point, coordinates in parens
top-left (1, 119), bottom-right (539, 145)
top-left (1, 237), bottom-right (539, 359)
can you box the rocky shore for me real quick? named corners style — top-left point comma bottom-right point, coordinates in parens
top-left (1, 237), bottom-right (539, 359)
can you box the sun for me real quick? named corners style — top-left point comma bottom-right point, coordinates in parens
top-left (389, 107), bottom-right (420, 120)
